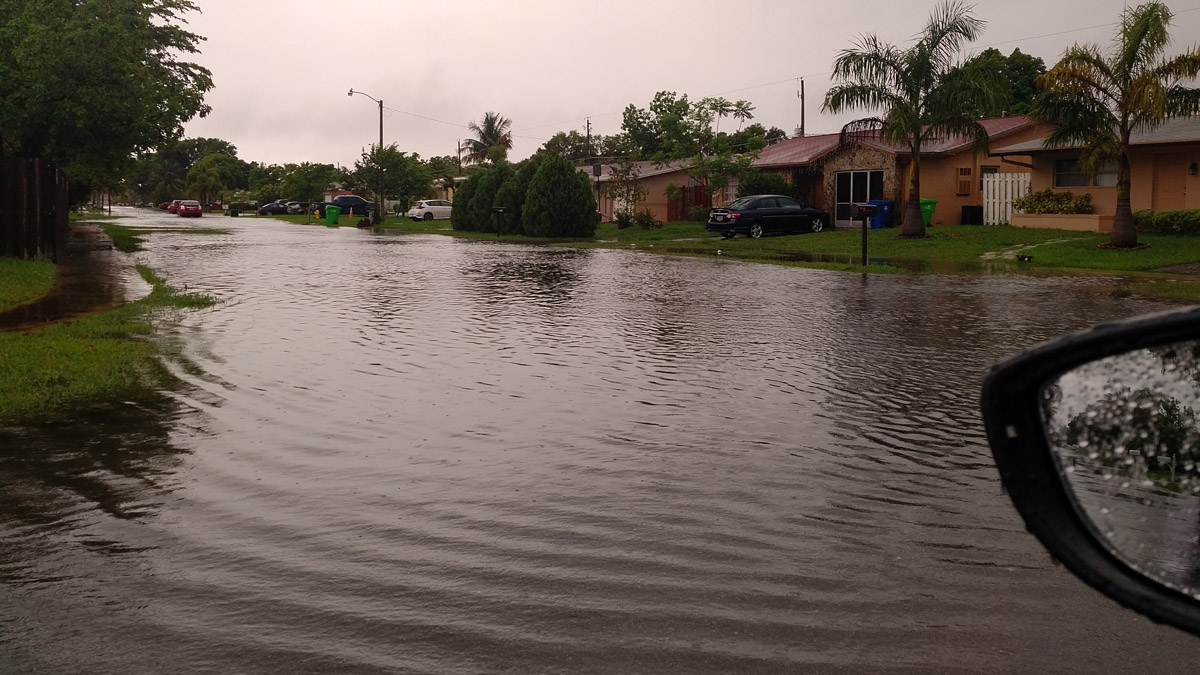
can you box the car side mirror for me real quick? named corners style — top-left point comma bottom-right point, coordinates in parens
top-left (981, 306), bottom-right (1200, 637)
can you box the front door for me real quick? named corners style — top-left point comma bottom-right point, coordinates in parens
top-left (835, 170), bottom-right (885, 227)
top-left (1153, 153), bottom-right (1188, 211)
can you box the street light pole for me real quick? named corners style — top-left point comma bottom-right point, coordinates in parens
top-left (349, 88), bottom-right (385, 224)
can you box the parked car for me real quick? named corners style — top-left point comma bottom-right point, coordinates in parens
top-left (167, 199), bottom-right (184, 213)
top-left (314, 195), bottom-right (374, 218)
top-left (706, 194), bottom-right (829, 239)
top-left (405, 199), bottom-right (453, 221)
top-left (177, 200), bottom-right (202, 217)
top-left (157, 202), bottom-right (170, 210)
top-left (287, 201), bottom-right (309, 215)
top-left (257, 199), bottom-right (289, 216)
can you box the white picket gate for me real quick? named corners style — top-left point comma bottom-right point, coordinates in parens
top-left (983, 173), bottom-right (1031, 225)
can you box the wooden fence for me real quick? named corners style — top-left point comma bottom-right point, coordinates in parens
top-left (667, 185), bottom-right (711, 222)
top-left (983, 173), bottom-right (1031, 225)
top-left (1, 158), bottom-right (69, 261)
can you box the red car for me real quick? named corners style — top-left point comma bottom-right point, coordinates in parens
top-left (157, 202), bottom-right (170, 210)
top-left (177, 200), bottom-right (202, 217)
top-left (167, 199), bottom-right (184, 213)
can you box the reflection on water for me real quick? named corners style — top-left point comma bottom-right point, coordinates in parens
top-left (2, 208), bottom-right (1199, 674)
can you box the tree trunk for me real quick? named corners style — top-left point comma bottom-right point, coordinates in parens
top-left (1109, 142), bottom-right (1137, 248)
top-left (899, 140), bottom-right (926, 238)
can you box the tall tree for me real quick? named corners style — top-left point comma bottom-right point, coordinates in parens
top-left (462, 112), bottom-right (513, 165)
top-left (0, 0), bottom-right (213, 179)
top-left (1031, 1), bottom-right (1200, 249)
top-left (952, 48), bottom-right (1047, 116)
top-left (348, 144), bottom-right (432, 218)
top-left (822, 0), bottom-right (1002, 238)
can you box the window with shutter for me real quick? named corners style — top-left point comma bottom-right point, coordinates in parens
top-left (956, 167), bottom-right (972, 196)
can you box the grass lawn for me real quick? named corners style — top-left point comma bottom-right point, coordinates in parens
top-left (0, 265), bottom-right (215, 425)
top-left (258, 213), bottom-right (1200, 298)
top-left (0, 258), bottom-right (56, 313)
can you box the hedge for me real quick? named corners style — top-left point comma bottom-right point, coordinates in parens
top-left (1135, 209), bottom-right (1200, 235)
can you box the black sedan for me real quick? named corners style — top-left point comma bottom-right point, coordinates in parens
top-left (706, 194), bottom-right (829, 239)
top-left (257, 199), bottom-right (290, 216)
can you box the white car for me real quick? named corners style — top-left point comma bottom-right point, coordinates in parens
top-left (406, 199), bottom-right (453, 221)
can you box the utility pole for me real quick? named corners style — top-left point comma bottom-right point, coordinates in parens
top-left (797, 79), bottom-right (806, 138)
top-left (348, 88), bottom-right (386, 224)
top-left (586, 118), bottom-right (592, 160)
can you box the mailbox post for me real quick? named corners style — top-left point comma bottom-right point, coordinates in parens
top-left (491, 206), bottom-right (507, 238)
top-left (853, 203), bottom-right (877, 266)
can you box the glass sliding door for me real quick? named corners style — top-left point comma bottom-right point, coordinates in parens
top-left (835, 169), bottom-right (885, 226)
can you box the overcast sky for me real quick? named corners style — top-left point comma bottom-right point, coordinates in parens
top-left (179, 0), bottom-right (1200, 169)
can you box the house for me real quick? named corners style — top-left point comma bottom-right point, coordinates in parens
top-left (991, 116), bottom-right (1200, 231)
top-left (580, 159), bottom-right (698, 223)
top-left (751, 116), bottom-right (1054, 227)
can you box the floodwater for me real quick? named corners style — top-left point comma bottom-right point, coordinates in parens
top-left (2, 207), bottom-right (1199, 674)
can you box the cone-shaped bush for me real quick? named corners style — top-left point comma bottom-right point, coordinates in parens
top-left (450, 172), bottom-right (482, 231)
top-left (494, 155), bottom-right (544, 235)
top-left (467, 162), bottom-right (515, 234)
top-left (522, 155), bottom-right (599, 238)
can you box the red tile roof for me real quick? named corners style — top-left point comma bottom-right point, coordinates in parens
top-left (752, 116), bottom-right (1036, 168)
top-left (751, 133), bottom-right (841, 168)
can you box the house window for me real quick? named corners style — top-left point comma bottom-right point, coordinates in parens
top-left (1054, 159), bottom-right (1118, 187)
top-left (956, 167), bottom-right (973, 196)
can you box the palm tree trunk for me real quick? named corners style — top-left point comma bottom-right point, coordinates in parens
top-left (900, 140), bottom-right (927, 238)
top-left (1109, 142), bottom-right (1137, 248)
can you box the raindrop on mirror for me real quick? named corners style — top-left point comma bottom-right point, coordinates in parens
top-left (1041, 339), bottom-right (1200, 599)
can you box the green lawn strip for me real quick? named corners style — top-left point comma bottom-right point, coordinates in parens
top-left (99, 223), bottom-right (228, 252)
top-left (100, 223), bottom-right (146, 252)
top-left (69, 211), bottom-right (123, 221)
top-left (0, 258), bottom-right (56, 312)
top-left (0, 265), bottom-right (216, 425)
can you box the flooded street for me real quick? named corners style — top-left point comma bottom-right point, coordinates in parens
top-left (3, 207), bottom-right (1199, 673)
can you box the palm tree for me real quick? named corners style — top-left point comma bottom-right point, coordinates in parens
top-left (462, 112), bottom-right (513, 165)
top-left (732, 100), bottom-right (756, 131)
top-left (1031, 1), bottom-right (1200, 249)
top-left (822, 0), bottom-right (1001, 238)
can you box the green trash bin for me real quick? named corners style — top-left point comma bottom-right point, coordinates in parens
top-left (229, 208), bottom-right (239, 217)
top-left (919, 198), bottom-right (938, 226)
top-left (325, 205), bottom-right (341, 227)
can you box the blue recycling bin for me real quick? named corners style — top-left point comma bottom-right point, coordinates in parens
top-left (866, 200), bottom-right (893, 229)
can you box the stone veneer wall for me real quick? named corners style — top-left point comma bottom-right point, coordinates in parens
top-left (818, 143), bottom-right (902, 214)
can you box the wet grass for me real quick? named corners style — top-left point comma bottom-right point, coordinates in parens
top-left (99, 223), bottom-right (228, 253)
top-left (0, 258), bottom-right (57, 313)
top-left (69, 210), bottom-right (123, 221)
top-left (1126, 280), bottom-right (1200, 301)
top-left (0, 265), bottom-right (216, 426)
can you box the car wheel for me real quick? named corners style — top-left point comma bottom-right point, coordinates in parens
top-left (423, 212), bottom-right (434, 221)
top-left (810, 217), bottom-right (825, 233)
top-left (749, 222), bottom-right (764, 239)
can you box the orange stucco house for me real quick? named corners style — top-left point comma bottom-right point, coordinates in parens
top-left (582, 159), bottom-right (699, 223)
top-left (990, 116), bottom-right (1200, 232)
top-left (751, 116), bottom-right (1054, 227)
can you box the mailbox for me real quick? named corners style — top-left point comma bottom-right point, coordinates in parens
top-left (853, 203), bottom-right (877, 219)
top-left (491, 206), bottom-right (507, 214)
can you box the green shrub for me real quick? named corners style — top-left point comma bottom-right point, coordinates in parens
top-left (1133, 209), bottom-right (1155, 232)
top-left (633, 209), bottom-right (662, 229)
top-left (467, 162), bottom-right (515, 234)
top-left (450, 172), bottom-right (482, 231)
top-left (737, 171), bottom-right (792, 198)
top-left (1012, 188), bottom-right (1094, 214)
top-left (688, 205), bottom-right (710, 222)
top-left (522, 155), bottom-right (600, 238)
top-left (615, 212), bottom-right (634, 229)
top-left (494, 155), bottom-right (544, 235)
top-left (1149, 209), bottom-right (1200, 234)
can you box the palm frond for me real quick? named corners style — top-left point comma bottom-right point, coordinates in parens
top-left (822, 83), bottom-right (907, 116)
top-left (922, 0), bottom-right (986, 73)
top-left (1116, 1), bottom-right (1172, 81)
top-left (1038, 45), bottom-right (1119, 107)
